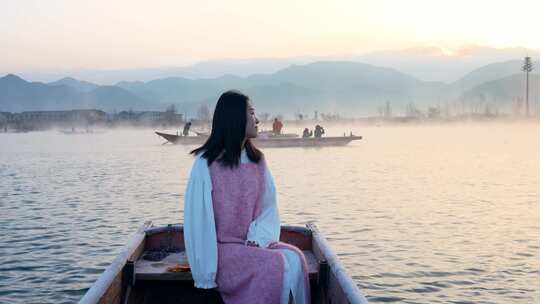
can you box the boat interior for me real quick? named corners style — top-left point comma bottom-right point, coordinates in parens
top-left (84, 223), bottom-right (359, 304)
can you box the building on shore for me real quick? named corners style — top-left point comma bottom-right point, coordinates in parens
top-left (114, 110), bottom-right (183, 127)
top-left (0, 112), bottom-right (11, 132)
top-left (1, 109), bottom-right (184, 131)
top-left (137, 111), bottom-right (183, 126)
top-left (5, 109), bottom-right (107, 131)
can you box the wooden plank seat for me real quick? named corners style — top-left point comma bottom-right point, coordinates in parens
top-left (135, 250), bottom-right (320, 281)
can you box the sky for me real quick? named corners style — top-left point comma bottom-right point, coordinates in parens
top-left (1, 0), bottom-right (540, 72)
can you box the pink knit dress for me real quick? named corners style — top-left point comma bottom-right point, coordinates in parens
top-left (209, 159), bottom-right (310, 304)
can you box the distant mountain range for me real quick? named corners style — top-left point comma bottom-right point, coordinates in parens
top-left (359, 45), bottom-right (540, 83)
top-left (9, 46), bottom-right (540, 84)
top-left (464, 74), bottom-right (540, 106)
top-left (48, 77), bottom-right (99, 92)
top-left (0, 74), bottom-right (147, 112)
top-left (1, 59), bottom-right (538, 116)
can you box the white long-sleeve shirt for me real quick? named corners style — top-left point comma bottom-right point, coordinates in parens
top-left (183, 151), bottom-right (306, 304)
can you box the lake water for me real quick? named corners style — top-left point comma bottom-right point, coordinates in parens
top-left (1, 123), bottom-right (539, 304)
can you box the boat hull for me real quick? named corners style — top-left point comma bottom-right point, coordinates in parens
top-left (155, 131), bottom-right (362, 148)
top-left (80, 223), bottom-right (367, 304)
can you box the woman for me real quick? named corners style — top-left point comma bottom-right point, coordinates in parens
top-left (184, 90), bottom-right (310, 304)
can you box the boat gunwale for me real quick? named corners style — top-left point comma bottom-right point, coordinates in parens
top-left (144, 223), bottom-right (313, 236)
top-left (308, 223), bottom-right (368, 304)
top-left (79, 221), bottom-right (152, 304)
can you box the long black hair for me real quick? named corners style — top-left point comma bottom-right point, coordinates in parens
top-left (191, 90), bottom-right (262, 167)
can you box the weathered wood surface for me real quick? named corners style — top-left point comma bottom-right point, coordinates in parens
top-left (308, 223), bottom-right (368, 304)
top-left (134, 250), bottom-right (319, 281)
top-left (80, 221), bottom-right (152, 304)
top-left (136, 252), bottom-right (191, 281)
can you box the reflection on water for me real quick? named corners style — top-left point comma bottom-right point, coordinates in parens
top-left (1, 124), bottom-right (540, 303)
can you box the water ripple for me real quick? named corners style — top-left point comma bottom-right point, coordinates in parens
top-left (1, 127), bottom-right (540, 303)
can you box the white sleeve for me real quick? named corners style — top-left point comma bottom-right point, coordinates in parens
top-left (247, 165), bottom-right (281, 248)
top-left (184, 155), bottom-right (218, 289)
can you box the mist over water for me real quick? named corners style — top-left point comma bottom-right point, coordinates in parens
top-left (1, 124), bottom-right (540, 303)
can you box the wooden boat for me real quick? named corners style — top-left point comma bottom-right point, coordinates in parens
top-left (80, 222), bottom-right (368, 304)
top-left (155, 131), bottom-right (362, 148)
top-left (258, 130), bottom-right (300, 138)
top-left (155, 131), bottom-right (206, 145)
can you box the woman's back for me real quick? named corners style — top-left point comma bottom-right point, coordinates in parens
top-left (210, 159), bottom-right (265, 244)
top-left (184, 90), bottom-right (309, 304)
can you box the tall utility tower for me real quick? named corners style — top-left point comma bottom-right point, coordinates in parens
top-left (522, 56), bottom-right (534, 116)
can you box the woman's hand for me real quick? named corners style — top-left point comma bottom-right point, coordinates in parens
top-left (245, 240), bottom-right (260, 247)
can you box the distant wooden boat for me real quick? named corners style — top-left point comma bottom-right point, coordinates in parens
top-left (258, 130), bottom-right (299, 138)
top-left (155, 131), bottom-right (206, 145)
top-left (80, 222), bottom-right (368, 304)
top-left (155, 131), bottom-right (362, 148)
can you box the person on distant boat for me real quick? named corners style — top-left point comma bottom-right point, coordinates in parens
top-left (182, 121), bottom-right (192, 136)
top-left (184, 91), bottom-right (310, 304)
top-left (272, 118), bottom-right (283, 135)
top-left (302, 128), bottom-right (312, 138)
top-left (314, 125), bottom-right (325, 138)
